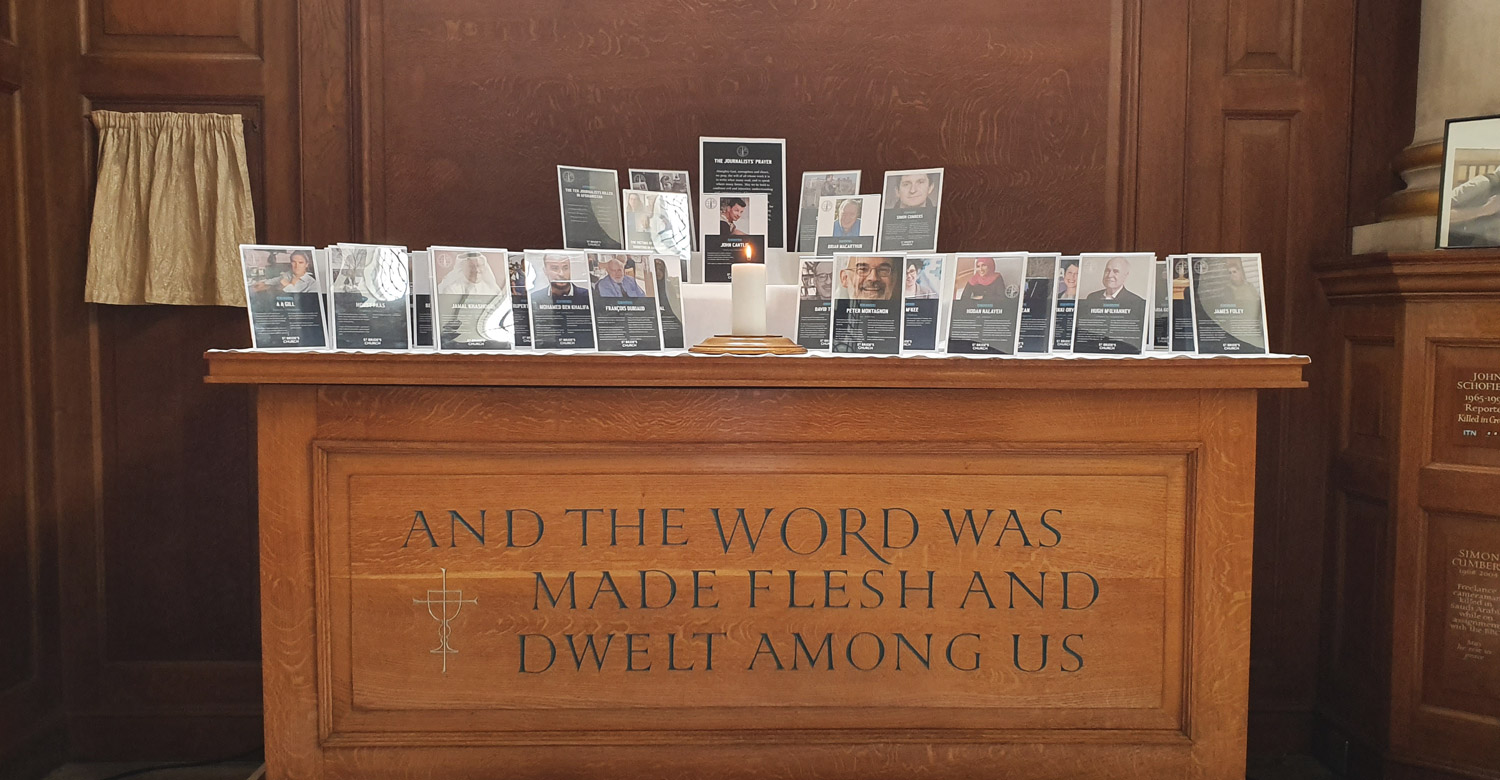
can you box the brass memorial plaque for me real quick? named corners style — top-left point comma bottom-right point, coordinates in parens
top-left (317, 444), bottom-right (1189, 742)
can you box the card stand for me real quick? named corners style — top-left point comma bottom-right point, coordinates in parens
top-left (689, 335), bottom-right (807, 355)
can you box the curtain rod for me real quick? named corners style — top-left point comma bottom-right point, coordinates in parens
top-left (84, 111), bottom-right (261, 133)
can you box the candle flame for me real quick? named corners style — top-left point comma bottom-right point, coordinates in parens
top-left (744, 244), bottom-right (754, 262)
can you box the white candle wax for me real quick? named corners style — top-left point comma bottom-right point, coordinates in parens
top-left (730, 262), bottom-right (767, 336)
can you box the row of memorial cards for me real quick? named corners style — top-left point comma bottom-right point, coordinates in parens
top-left (240, 245), bottom-right (688, 353)
top-left (793, 253), bottom-right (1270, 356)
top-left (558, 141), bottom-right (942, 264)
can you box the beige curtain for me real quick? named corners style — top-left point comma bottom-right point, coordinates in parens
top-left (86, 111), bottom-right (256, 306)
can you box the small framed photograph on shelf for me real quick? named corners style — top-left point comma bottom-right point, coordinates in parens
top-left (1438, 113), bottom-right (1500, 249)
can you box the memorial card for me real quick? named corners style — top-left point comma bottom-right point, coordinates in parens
top-left (525, 250), bottom-right (596, 351)
top-left (796, 169), bottom-right (860, 251)
top-left (1019, 253), bottom-right (1060, 354)
top-left (877, 167), bottom-right (943, 253)
top-left (628, 168), bottom-right (691, 196)
top-left (240, 244), bottom-right (327, 349)
top-left (326, 244), bottom-right (410, 350)
top-left (589, 251), bottom-right (662, 352)
top-left (1052, 255), bottom-right (1080, 352)
top-left (507, 252), bottom-right (535, 348)
top-left (795, 258), bottom-right (834, 351)
top-left (901, 255), bottom-right (945, 352)
top-left (556, 165), bottom-right (624, 251)
top-left (945, 253), bottom-right (1026, 355)
top-left (1152, 258), bottom-right (1170, 350)
top-left (649, 253), bottom-right (688, 349)
top-left (814, 194), bottom-right (881, 255)
top-left (409, 250), bottom-right (434, 348)
top-left (830, 253), bottom-right (905, 354)
top-left (1071, 252), bottom-right (1155, 355)
top-left (1189, 254), bottom-right (1269, 355)
top-left (699, 136), bottom-right (787, 248)
top-left (430, 246), bottom-right (514, 351)
top-left (700, 192), bottom-right (768, 283)
top-left (1168, 255), bottom-right (1196, 353)
top-left (623, 190), bottom-right (693, 256)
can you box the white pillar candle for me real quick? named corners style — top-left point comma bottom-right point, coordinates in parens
top-left (730, 262), bottom-right (767, 336)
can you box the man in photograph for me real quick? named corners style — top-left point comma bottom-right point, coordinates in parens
top-left (837, 255), bottom-right (896, 300)
top-left (595, 253), bottom-right (647, 297)
top-left (530, 253), bottom-right (590, 308)
top-left (891, 171), bottom-right (937, 209)
top-left (437, 252), bottom-right (502, 296)
top-left (959, 257), bottom-right (1006, 301)
top-left (719, 197), bottom-right (747, 235)
top-left (1083, 257), bottom-right (1144, 307)
top-left (279, 250), bottom-right (319, 293)
top-left (832, 199), bottom-right (862, 237)
top-left (801, 261), bottom-right (833, 299)
top-left (1447, 165), bottom-right (1500, 246)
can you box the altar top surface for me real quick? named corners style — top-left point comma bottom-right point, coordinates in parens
top-left (205, 350), bottom-right (1308, 390)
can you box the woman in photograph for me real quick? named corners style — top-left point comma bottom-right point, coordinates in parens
top-left (905, 260), bottom-right (938, 299)
top-left (1056, 261), bottom-right (1079, 299)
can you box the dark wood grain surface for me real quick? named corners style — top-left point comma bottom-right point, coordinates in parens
top-left (207, 351), bottom-right (1309, 389)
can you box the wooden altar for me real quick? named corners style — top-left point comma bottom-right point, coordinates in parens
top-left (205, 352), bottom-right (1307, 780)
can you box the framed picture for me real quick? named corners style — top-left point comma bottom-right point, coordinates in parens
top-left (1438, 113), bottom-right (1500, 249)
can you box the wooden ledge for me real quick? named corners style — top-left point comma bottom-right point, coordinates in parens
top-left (206, 351), bottom-right (1308, 390)
top-left (1319, 249), bottom-right (1500, 300)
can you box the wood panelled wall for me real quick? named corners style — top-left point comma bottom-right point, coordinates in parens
top-left (0, 0), bottom-right (1423, 774)
top-left (0, 0), bottom-right (66, 776)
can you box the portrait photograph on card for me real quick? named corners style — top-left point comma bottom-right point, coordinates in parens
top-left (945, 253), bottom-right (1025, 355)
top-left (241, 245), bottom-right (326, 349)
top-left (1168, 255), bottom-right (1196, 352)
top-left (650, 253), bottom-right (687, 349)
top-left (1438, 114), bottom-right (1500, 248)
top-left (797, 169), bottom-right (860, 251)
top-left (429, 247), bottom-right (513, 351)
top-left (815, 194), bottom-right (881, 255)
top-left (700, 193), bottom-right (769, 282)
top-left (589, 252), bottom-right (662, 352)
top-left (1052, 255), bottom-right (1080, 352)
top-left (624, 190), bottom-right (693, 256)
top-left (796, 258), bottom-right (834, 351)
top-left (700, 137), bottom-right (787, 248)
top-left (557, 165), bottom-right (625, 251)
top-left (830, 253), bottom-right (905, 355)
top-left (327, 244), bottom-right (410, 350)
top-left (525, 250), bottom-right (596, 350)
top-left (628, 168), bottom-right (691, 195)
top-left (1190, 254), bottom-right (1269, 354)
top-left (902, 255), bottom-right (944, 352)
top-left (877, 167), bottom-right (943, 253)
top-left (1019, 254), bottom-right (1059, 354)
top-left (1071, 253), bottom-right (1154, 355)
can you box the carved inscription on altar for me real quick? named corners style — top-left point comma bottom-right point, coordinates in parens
top-left (1439, 517), bottom-right (1500, 701)
top-left (1436, 346), bottom-right (1500, 462)
top-left (319, 445), bottom-right (1190, 741)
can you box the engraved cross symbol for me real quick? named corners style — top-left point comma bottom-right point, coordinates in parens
top-left (412, 568), bottom-right (477, 674)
